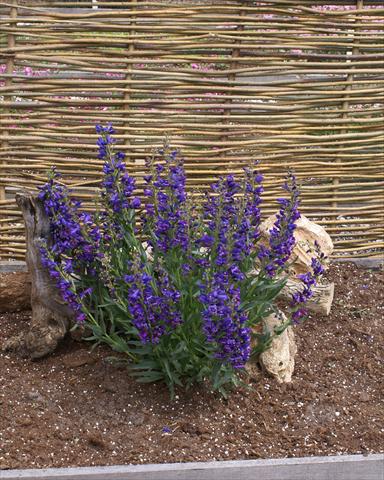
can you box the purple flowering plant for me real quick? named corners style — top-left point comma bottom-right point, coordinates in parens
top-left (37, 124), bottom-right (325, 397)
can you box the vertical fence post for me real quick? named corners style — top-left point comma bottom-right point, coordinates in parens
top-left (220, 5), bottom-right (244, 170)
top-left (124, 0), bottom-right (137, 164)
top-left (0, 0), bottom-right (17, 260)
top-left (1, 0), bottom-right (17, 204)
top-left (332, 0), bottom-right (363, 209)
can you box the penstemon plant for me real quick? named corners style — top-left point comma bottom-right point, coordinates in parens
top-left (38, 124), bottom-right (325, 397)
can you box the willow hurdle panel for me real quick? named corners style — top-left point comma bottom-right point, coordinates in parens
top-left (0, 0), bottom-right (383, 259)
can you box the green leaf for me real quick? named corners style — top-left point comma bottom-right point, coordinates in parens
top-left (129, 360), bottom-right (159, 370)
top-left (135, 372), bottom-right (165, 383)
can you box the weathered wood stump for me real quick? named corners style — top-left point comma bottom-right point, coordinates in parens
top-left (260, 213), bottom-right (335, 317)
top-left (260, 214), bottom-right (334, 275)
top-left (249, 271), bottom-right (335, 317)
top-left (279, 278), bottom-right (334, 316)
top-left (253, 215), bottom-right (335, 383)
top-left (2, 192), bottom-right (74, 359)
top-left (257, 280), bottom-right (333, 382)
top-left (259, 311), bottom-right (297, 383)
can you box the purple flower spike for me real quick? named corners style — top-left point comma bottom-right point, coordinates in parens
top-left (290, 244), bottom-right (326, 323)
top-left (200, 272), bottom-right (251, 369)
top-left (124, 264), bottom-right (182, 344)
top-left (260, 171), bottom-right (300, 277)
top-left (143, 147), bottom-right (189, 253)
top-left (96, 127), bottom-right (138, 215)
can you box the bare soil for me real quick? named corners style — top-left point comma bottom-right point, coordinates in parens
top-left (0, 262), bottom-right (383, 470)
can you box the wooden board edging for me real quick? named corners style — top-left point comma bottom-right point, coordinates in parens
top-left (1, 454), bottom-right (383, 480)
top-left (0, 261), bottom-right (27, 273)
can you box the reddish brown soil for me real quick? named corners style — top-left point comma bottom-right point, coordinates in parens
top-left (0, 262), bottom-right (383, 470)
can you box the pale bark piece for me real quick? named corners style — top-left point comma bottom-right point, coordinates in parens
top-left (2, 192), bottom-right (74, 359)
top-left (0, 272), bottom-right (31, 312)
top-left (260, 214), bottom-right (334, 275)
top-left (279, 278), bottom-right (334, 316)
top-left (259, 311), bottom-right (297, 383)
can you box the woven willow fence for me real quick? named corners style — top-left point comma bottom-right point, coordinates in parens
top-left (0, 0), bottom-right (383, 260)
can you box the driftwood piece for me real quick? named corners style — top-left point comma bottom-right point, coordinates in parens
top-left (259, 214), bottom-right (335, 316)
top-left (2, 192), bottom-right (74, 359)
top-left (279, 278), bottom-right (335, 316)
top-left (260, 214), bottom-right (334, 275)
top-left (259, 311), bottom-right (297, 383)
top-left (250, 268), bottom-right (334, 317)
top-left (249, 277), bottom-right (333, 383)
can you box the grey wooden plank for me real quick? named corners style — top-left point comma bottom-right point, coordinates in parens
top-left (1, 454), bottom-right (383, 480)
top-left (336, 257), bottom-right (384, 270)
top-left (0, 261), bottom-right (27, 273)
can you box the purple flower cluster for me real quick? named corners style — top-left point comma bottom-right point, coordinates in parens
top-left (258, 171), bottom-right (300, 277)
top-left (40, 247), bottom-right (91, 323)
top-left (232, 169), bottom-right (264, 263)
top-left (124, 266), bottom-right (182, 344)
top-left (38, 168), bottom-right (101, 323)
top-left (204, 175), bottom-right (240, 267)
top-left (201, 170), bottom-right (263, 270)
top-left (78, 211), bottom-right (102, 252)
top-left (290, 244), bottom-right (326, 322)
top-left (38, 124), bottom-right (318, 390)
top-left (38, 168), bottom-right (96, 269)
top-left (200, 272), bottom-right (251, 368)
top-left (96, 124), bottom-right (140, 214)
top-left (144, 149), bottom-right (188, 252)
top-left (96, 122), bottom-right (115, 159)
top-left (195, 170), bottom-right (265, 368)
